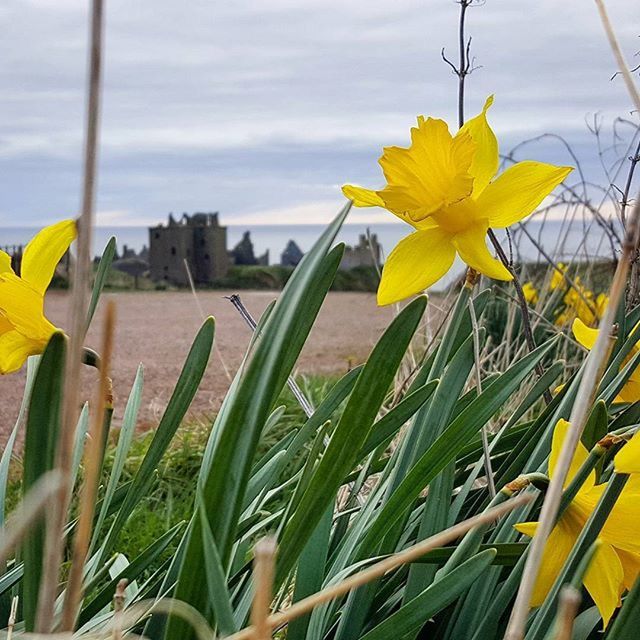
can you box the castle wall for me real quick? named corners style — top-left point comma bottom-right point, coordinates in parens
top-left (149, 225), bottom-right (192, 285)
top-left (149, 213), bottom-right (229, 285)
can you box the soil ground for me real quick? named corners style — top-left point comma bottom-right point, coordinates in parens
top-left (0, 290), bottom-right (398, 443)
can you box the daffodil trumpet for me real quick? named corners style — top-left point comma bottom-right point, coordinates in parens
top-left (0, 220), bottom-right (77, 374)
top-left (343, 96), bottom-right (573, 305)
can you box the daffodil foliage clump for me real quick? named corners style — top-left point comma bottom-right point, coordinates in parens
top-left (2, 189), bottom-right (640, 638)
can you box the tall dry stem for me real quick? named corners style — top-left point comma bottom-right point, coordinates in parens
top-left (505, 5), bottom-right (640, 637)
top-left (36, 0), bottom-right (105, 630)
top-left (62, 301), bottom-right (116, 631)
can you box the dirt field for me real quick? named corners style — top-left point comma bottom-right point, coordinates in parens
top-left (0, 290), bottom-right (397, 442)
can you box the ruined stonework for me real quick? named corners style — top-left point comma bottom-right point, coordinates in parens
top-left (340, 233), bottom-right (381, 270)
top-left (149, 212), bottom-right (228, 285)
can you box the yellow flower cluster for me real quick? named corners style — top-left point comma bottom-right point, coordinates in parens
top-left (517, 419), bottom-right (640, 626)
top-left (522, 281), bottom-right (539, 305)
top-left (554, 274), bottom-right (608, 327)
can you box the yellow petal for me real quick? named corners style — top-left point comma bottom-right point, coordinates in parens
top-left (549, 418), bottom-right (594, 490)
top-left (0, 272), bottom-right (57, 341)
top-left (342, 185), bottom-right (386, 208)
top-left (476, 161), bottom-right (573, 228)
top-left (21, 219), bottom-right (76, 295)
top-left (377, 228), bottom-right (455, 305)
top-left (451, 223), bottom-right (512, 281)
top-left (0, 330), bottom-right (41, 375)
top-left (577, 485), bottom-right (640, 555)
top-left (615, 548), bottom-right (640, 591)
top-left (378, 117), bottom-right (475, 221)
top-left (583, 540), bottom-right (624, 627)
top-left (572, 318), bottom-right (598, 350)
top-left (457, 95), bottom-right (498, 197)
top-left (515, 519), bottom-right (577, 607)
top-left (0, 250), bottom-right (13, 274)
top-left (615, 431), bottom-right (640, 474)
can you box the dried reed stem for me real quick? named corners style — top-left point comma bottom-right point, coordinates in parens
top-left (505, 3), bottom-right (640, 636)
top-left (7, 596), bottom-right (18, 640)
top-left (551, 586), bottom-right (581, 640)
top-left (226, 494), bottom-right (532, 640)
top-left (36, 0), bottom-right (105, 631)
top-left (112, 578), bottom-right (128, 640)
top-left (251, 537), bottom-right (277, 640)
top-left (62, 300), bottom-right (116, 631)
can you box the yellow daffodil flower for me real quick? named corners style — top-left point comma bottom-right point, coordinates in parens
top-left (342, 97), bottom-right (573, 305)
top-left (0, 220), bottom-right (76, 374)
top-left (572, 318), bottom-right (640, 402)
top-left (522, 282), bottom-right (539, 305)
top-left (515, 419), bottom-right (640, 626)
top-left (555, 278), bottom-right (605, 327)
top-left (550, 263), bottom-right (568, 291)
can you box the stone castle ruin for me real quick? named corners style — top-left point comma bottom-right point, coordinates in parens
top-left (149, 212), bottom-right (228, 286)
top-left (340, 233), bottom-right (381, 270)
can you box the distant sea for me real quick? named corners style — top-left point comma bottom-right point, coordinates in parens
top-left (0, 220), bottom-right (619, 290)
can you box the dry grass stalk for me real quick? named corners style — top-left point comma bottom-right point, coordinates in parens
top-left (112, 579), bottom-right (129, 640)
top-left (226, 494), bottom-right (532, 640)
top-left (251, 537), bottom-right (278, 640)
top-left (36, 0), bottom-right (106, 631)
top-left (505, 3), bottom-right (640, 633)
top-left (551, 586), bottom-right (581, 640)
top-left (0, 471), bottom-right (63, 569)
top-left (6, 596), bottom-right (18, 640)
top-left (62, 301), bottom-right (116, 631)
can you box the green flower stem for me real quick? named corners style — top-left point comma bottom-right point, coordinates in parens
top-left (526, 473), bottom-right (630, 640)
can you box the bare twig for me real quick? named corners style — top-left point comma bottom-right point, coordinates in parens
top-left (37, 0), bottom-right (105, 630)
top-left (62, 300), bottom-right (116, 631)
top-left (226, 494), bottom-right (533, 640)
top-left (225, 294), bottom-right (315, 417)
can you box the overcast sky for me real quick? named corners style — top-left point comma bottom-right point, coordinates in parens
top-left (0, 0), bottom-right (638, 228)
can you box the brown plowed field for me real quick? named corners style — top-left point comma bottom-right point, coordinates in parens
top-left (0, 290), bottom-right (399, 443)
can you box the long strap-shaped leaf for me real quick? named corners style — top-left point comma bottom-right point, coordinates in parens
top-left (276, 295), bottom-right (428, 583)
top-left (357, 336), bottom-right (558, 555)
top-left (166, 205), bottom-right (350, 639)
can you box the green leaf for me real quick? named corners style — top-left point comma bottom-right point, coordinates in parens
top-left (359, 549), bottom-right (496, 640)
top-left (581, 400), bottom-right (608, 450)
top-left (277, 296), bottom-right (427, 582)
top-left (0, 356), bottom-right (39, 527)
top-left (86, 236), bottom-right (117, 329)
top-left (360, 380), bottom-right (439, 457)
top-left (358, 336), bottom-right (558, 554)
top-left (604, 575), bottom-right (640, 639)
top-left (167, 205), bottom-right (350, 639)
top-left (197, 501), bottom-right (237, 637)
top-left (78, 521), bottom-right (184, 626)
top-left (96, 317), bottom-right (214, 567)
top-left (21, 332), bottom-right (66, 631)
